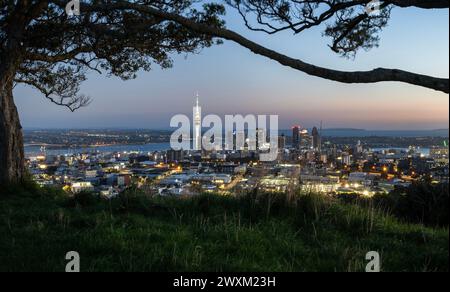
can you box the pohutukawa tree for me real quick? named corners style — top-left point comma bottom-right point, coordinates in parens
top-left (0, 0), bottom-right (448, 184)
top-left (0, 0), bottom-right (224, 184)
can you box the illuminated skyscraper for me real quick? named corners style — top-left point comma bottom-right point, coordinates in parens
top-left (256, 128), bottom-right (266, 150)
top-left (312, 127), bottom-right (321, 151)
top-left (193, 94), bottom-right (202, 151)
top-left (300, 128), bottom-right (310, 148)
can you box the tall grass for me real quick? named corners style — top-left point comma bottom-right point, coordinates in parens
top-left (0, 184), bottom-right (448, 272)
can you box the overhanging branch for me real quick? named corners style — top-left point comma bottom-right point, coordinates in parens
top-left (47, 0), bottom-right (450, 93)
top-left (114, 1), bottom-right (449, 94)
top-left (388, 0), bottom-right (449, 9)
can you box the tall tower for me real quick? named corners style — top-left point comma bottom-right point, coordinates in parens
top-left (193, 93), bottom-right (202, 151)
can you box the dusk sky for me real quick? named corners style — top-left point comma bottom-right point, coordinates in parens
top-left (14, 6), bottom-right (449, 130)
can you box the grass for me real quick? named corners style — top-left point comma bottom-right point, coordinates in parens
top-left (0, 183), bottom-right (448, 272)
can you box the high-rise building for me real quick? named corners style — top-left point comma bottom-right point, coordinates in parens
top-left (355, 140), bottom-right (364, 154)
top-left (167, 149), bottom-right (184, 163)
top-left (256, 128), bottom-right (267, 150)
top-left (292, 125), bottom-right (300, 149)
top-left (312, 127), bottom-right (321, 151)
top-left (278, 134), bottom-right (286, 150)
top-left (236, 131), bottom-right (246, 151)
top-left (193, 94), bottom-right (202, 151)
top-left (342, 152), bottom-right (352, 166)
top-left (300, 128), bottom-right (310, 148)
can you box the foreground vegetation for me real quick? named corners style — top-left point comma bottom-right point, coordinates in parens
top-left (0, 183), bottom-right (448, 272)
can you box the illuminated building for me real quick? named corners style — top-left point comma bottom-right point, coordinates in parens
top-left (193, 94), bottom-right (202, 151)
top-left (71, 182), bottom-right (94, 193)
top-left (167, 149), bottom-right (185, 163)
top-left (430, 146), bottom-right (449, 163)
top-left (356, 140), bottom-right (364, 154)
top-left (256, 128), bottom-right (266, 150)
top-left (312, 127), bottom-right (321, 151)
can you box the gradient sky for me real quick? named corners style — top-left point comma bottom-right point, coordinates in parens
top-left (14, 5), bottom-right (449, 130)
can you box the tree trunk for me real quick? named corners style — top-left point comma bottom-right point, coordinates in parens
top-left (0, 72), bottom-right (25, 185)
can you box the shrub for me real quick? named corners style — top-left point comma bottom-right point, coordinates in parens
top-left (373, 182), bottom-right (449, 227)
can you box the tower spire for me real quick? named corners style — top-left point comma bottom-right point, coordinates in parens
top-left (193, 92), bottom-right (202, 151)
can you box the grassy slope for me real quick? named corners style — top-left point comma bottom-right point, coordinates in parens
top-left (0, 184), bottom-right (448, 272)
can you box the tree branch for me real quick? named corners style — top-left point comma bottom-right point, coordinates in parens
top-left (113, 1), bottom-right (449, 93)
top-left (388, 0), bottom-right (449, 9)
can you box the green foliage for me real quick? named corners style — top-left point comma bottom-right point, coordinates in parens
top-left (227, 0), bottom-right (392, 58)
top-left (2, 1), bottom-right (226, 111)
top-left (65, 192), bottom-right (102, 208)
top-left (373, 183), bottom-right (449, 228)
top-left (0, 184), bottom-right (448, 272)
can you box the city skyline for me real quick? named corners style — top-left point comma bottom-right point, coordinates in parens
top-left (13, 7), bottom-right (449, 130)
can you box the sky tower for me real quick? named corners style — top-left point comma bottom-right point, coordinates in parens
top-left (193, 93), bottom-right (202, 151)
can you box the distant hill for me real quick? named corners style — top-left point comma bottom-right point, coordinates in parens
top-left (323, 128), bottom-right (365, 131)
top-left (281, 128), bottom-right (449, 138)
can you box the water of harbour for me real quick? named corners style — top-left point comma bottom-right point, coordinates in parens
top-left (25, 143), bottom-right (172, 156)
top-left (25, 143), bottom-right (431, 157)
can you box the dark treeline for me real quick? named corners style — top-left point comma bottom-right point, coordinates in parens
top-left (338, 182), bottom-right (449, 228)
